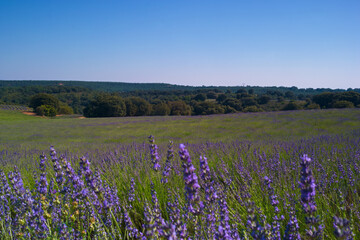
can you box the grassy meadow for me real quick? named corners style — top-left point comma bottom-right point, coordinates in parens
top-left (0, 108), bottom-right (360, 239)
top-left (1, 108), bottom-right (359, 146)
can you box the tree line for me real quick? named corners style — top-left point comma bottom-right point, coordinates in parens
top-left (1, 81), bottom-right (359, 117)
top-left (18, 88), bottom-right (360, 117)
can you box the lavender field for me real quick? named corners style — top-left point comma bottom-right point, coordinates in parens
top-left (0, 109), bottom-right (360, 239)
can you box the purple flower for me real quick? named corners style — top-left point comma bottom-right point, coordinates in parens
top-left (179, 144), bottom-right (203, 215)
top-left (123, 208), bottom-right (143, 239)
top-left (284, 207), bottom-right (301, 240)
top-left (161, 140), bottom-right (174, 184)
top-left (149, 135), bottom-right (161, 171)
top-left (299, 154), bottom-right (323, 239)
top-left (300, 154), bottom-right (316, 210)
top-left (216, 195), bottom-right (232, 240)
top-left (37, 154), bottom-right (48, 196)
top-left (128, 178), bottom-right (136, 209)
top-left (50, 146), bottom-right (64, 187)
top-left (167, 195), bottom-right (187, 238)
top-left (333, 216), bottom-right (353, 239)
top-left (200, 155), bottom-right (217, 238)
top-left (264, 176), bottom-right (282, 239)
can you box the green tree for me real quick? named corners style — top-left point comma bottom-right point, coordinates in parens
top-left (193, 93), bottom-right (207, 101)
top-left (285, 91), bottom-right (296, 100)
top-left (257, 95), bottom-right (271, 104)
top-left (83, 94), bottom-right (126, 117)
top-left (332, 100), bottom-right (354, 108)
top-left (192, 102), bottom-right (225, 115)
top-left (241, 97), bottom-right (257, 108)
top-left (169, 101), bottom-right (191, 115)
top-left (206, 91), bottom-right (217, 99)
top-left (152, 102), bottom-right (171, 116)
top-left (124, 97), bottom-right (152, 116)
top-left (312, 92), bottom-right (336, 108)
top-left (337, 91), bottom-right (360, 106)
top-left (222, 98), bottom-right (242, 111)
top-left (216, 93), bottom-right (227, 103)
top-left (29, 93), bottom-right (60, 111)
top-left (282, 101), bottom-right (302, 111)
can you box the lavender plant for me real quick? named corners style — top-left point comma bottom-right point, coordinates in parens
top-left (149, 135), bottom-right (161, 171)
top-left (0, 132), bottom-right (359, 239)
top-left (178, 143), bottom-right (203, 216)
top-left (299, 154), bottom-right (323, 239)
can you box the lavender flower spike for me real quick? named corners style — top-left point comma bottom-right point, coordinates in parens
top-left (299, 154), bottom-right (323, 239)
top-left (149, 135), bottom-right (161, 171)
top-left (161, 140), bottom-right (174, 184)
top-left (333, 216), bottom-right (353, 239)
top-left (178, 143), bottom-right (203, 215)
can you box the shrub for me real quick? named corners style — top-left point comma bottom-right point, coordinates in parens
top-left (243, 105), bottom-right (263, 112)
top-left (282, 101), bottom-right (301, 111)
top-left (332, 100), bottom-right (354, 108)
top-left (35, 105), bottom-right (57, 117)
top-left (58, 105), bottom-right (74, 115)
top-left (305, 103), bottom-right (321, 110)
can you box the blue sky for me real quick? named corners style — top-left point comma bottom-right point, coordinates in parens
top-left (0, 0), bottom-right (359, 89)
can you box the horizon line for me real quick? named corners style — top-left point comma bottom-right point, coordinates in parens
top-left (0, 79), bottom-right (358, 91)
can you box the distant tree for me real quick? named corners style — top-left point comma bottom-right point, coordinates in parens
top-left (332, 100), bottom-right (354, 108)
top-left (298, 94), bottom-right (305, 100)
top-left (206, 91), bottom-right (217, 99)
top-left (223, 98), bottom-right (243, 111)
top-left (282, 101), bottom-right (301, 111)
top-left (193, 93), bottom-right (207, 101)
top-left (236, 88), bottom-right (247, 94)
top-left (257, 95), bottom-right (271, 104)
top-left (285, 91), bottom-right (296, 100)
top-left (216, 94), bottom-right (227, 103)
top-left (337, 91), bottom-right (360, 106)
top-left (169, 101), bottom-right (191, 115)
top-left (84, 94), bottom-right (126, 117)
top-left (267, 90), bottom-right (283, 97)
top-left (152, 102), bottom-right (171, 116)
top-left (124, 97), bottom-right (152, 116)
top-left (236, 92), bottom-right (251, 99)
top-left (242, 97), bottom-right (257, 108)
top-left (124, 98), bottom-right (137, 116)
top-left (29, 93), bottom-right (60, 111)
top-left (192, 102), bottom-right (225, 115)
top-left (312, 92), bottom-right (336, 108)
top-left (277, 96), bottom-right (285, 103)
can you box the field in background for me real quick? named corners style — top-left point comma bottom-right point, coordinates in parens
top-left (1, 108), bottom-right (359, 148)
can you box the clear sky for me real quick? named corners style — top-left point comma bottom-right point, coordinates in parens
top-left (0, 1), bottom-right (359, 89)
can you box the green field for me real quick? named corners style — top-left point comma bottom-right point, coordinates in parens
top-left (1, 108), bottom-right (359, 148)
